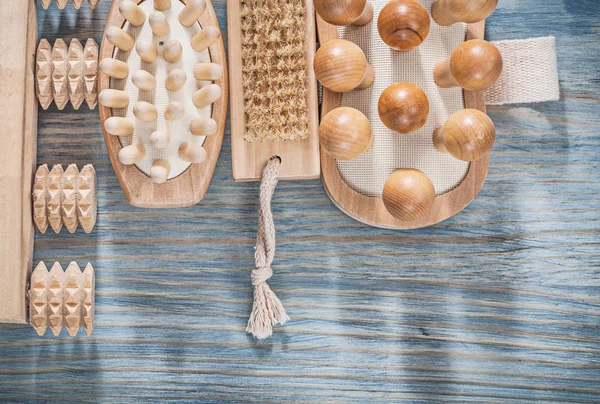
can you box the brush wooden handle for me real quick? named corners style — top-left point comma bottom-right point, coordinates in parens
top-left (319, 107), bottom-right (373, 160)
top-left (377, 0), bottom-right (430, 52)
top-left (432, 0), bottom-right (498, 26)
top-left (382, 169), bottom-right (435, 221)
top-left (434, 39), bottom-right (503, 91)
top-left (314, 0), bottom-right (373, 26)
top-left (314, 39), bottom-right (374, 93)
top-left (434, 109), bottom-right (496, 161)
top-left (378, 82), bottom-right (429, 134)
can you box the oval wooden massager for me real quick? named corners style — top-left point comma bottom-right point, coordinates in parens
top-left (99, 0), bottom-right (228, 208)
top-left (317, 0), bottom-right (502, 228)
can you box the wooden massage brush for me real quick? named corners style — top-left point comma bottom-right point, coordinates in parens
top-left (0, 1), bottom-right (97, 336)
top-left (98, 0), bottom-right (228, 208)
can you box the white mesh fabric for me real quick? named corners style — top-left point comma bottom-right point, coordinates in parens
top-left (336, 0), bottom-right (469, 197)
top-left (110, 0), bottom-right (211, 179)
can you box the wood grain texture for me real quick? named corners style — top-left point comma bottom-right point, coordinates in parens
top-left (98, 0), bottom-right (228, 208)
top-left (0, 1), bottom-right (598, 402)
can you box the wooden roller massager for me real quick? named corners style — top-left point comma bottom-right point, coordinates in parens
top-left (316, 0), bottom-right (502, 228)
top-left (40, 0), bottom-right (99, 9)
top-left (99, 0), bottom-right (228, 207)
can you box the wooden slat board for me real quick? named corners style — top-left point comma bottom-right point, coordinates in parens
top-left (98, 0), bottom-right (228, 208)
top-left (227, 0), bottom-right (320, 182)
top-left (0, 0), bottom-right (38, 324)
top-left (317, 18), bottom-right (488, 229)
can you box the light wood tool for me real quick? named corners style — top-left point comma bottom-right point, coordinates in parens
top-left (228, 0), bottom-right (319, 181)
top-left (377, 0), bottom-right (430, 51)
top-left (33, 164), bottom-right (98, 234)
top-left (40, 0), bottom-right (100, 9)
top-left (378, 82), bottom-right (430, 134)
top-left (315, 39), bottom-right (375, 93)
top-left (431, 0), bottom-right (497, 26)
top-left (0, 0), bottom-right (38, 325)
top-left (319, 107), bottom-right (373, 160)
top-left (36, 38), bottom-right (99, 110)
top-left (99, 0), bottom-right (228, 207)
top-left (314, 0), bottom-right (373, 26)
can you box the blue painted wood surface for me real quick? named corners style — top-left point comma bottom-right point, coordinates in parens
top-left (0, 0), bottom-right (599, 402)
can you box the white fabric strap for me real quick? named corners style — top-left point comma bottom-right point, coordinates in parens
top-left (485, 36), bottom-right (560, 105)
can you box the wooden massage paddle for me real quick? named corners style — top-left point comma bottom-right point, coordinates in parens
top-left (99, 0), bottom-right (228, 208)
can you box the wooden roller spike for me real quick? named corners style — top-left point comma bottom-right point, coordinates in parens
top-left (193, 84), bottom-right (221, 109)
top-left (149, 131), bottom-right (170, 149)
top-left (119, 144), bottom-right (146, 165)
top-left (56, 0), bottom-right (69, 9)
top-left (434, 109), bottom-right (496, 161)
top-left (136, 41), bottom-right (159, 64)
top-left (319, 107), bottom-right (373, 160)
top-left (67, 39), bottom-right (86, 110)
top-left (165, 101), bottom-right (184, 121)
top-left (47, 165), bottom-right (64, 234)
top-left (51, 39), bottom-right (70, 110)
top-left (191, 26), bottom-right (220, 52)
top-left (33, 165), bottom-right (50, 234)
top-left (150, 160), bottom-right (171, 184)
top-left (29, 262), bottom-right (96, 336)
top-left (179, 0), bottom-right (207, 27)
top-left (165, 69), bottom-right (187, 92)
top-left (29, 262), bottom-right (51, 336)
top-left (314, 0), bottom-right (373, 26)
top-left (83, 39), bottom-right (99, 109)
top-left (73, 0), bottom-right (85, 9)
top-left (119, 0), bottom-right (147, 27)
top-left (88, 0), bottom-right (99, 9)
top-left (193, 63), bottom-right (223, 81)
top-left (382, 169), bottom-right (435, 221)
top-left (179, 142), bottom-right (207, 163)
top-left (132, 70), bottom-right (156, 91)
top-left (77, 165), bottom-right (97, 233)
top-left (314, 39), bottom-right (374, 92)
top-left (163, 40), bottom-right (183, 63)
top-left (36, 39), bottom-right (54, 110)
top-left (40, 0), bottom-right (53, 9)
top-left (434, 39), bottom-right (503, 91)
top-left (100, 58), bottom-right (129, 79)
top-left (133, 101), bottom-right (158, 121)
top-left (190, 117), bottom-right (217, 137)
top-left (106, 26), bottom-right (135, 52)
top-left (105, 117), bottom-right (134, 136)
top-left (61, 164), bottom-right (79, 233)
top-left (154, 0), bottom-right (171, 11)
top-left (99, 89), bottom-right (129, 108)
top-left (149, 11), bottom-right (170, 37)
top-left (432, 0), bottom-right (498, 26)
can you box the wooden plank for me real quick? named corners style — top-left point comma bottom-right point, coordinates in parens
top-left (0, 0), bottom-right (37, 324)
top-left (228, 0), bottom-right (320, 182)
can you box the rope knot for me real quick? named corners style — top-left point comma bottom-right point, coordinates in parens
top-left (251, 266), bottom-right (273, 286)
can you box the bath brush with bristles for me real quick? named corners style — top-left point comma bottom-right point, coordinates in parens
top-left (99, 0), bottom-right (228, 208)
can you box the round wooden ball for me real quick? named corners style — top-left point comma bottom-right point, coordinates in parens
top-left (314, 0), bottom-right (371, 26)
top-left (450, 39), bottom-right (503, 91)
top-left (437, 109), bottom-right (496, 161)
top-left (382, 169), bottom-right (435, 221)
top-left (378, 82), bottom-right (429, 134)
top-left (319, 107), bottom-right (373, 160)
top-left (377, 0), bottom-right (430, 51)
top-left (314, 39), bottom-right (369, 92)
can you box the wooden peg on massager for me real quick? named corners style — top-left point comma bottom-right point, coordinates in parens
top-left (193, 84), bottom-right (222, 109)
top-left (378, 0), bottom-right (430, 51)
top-left (119, 0), bottom-right (147, 27)
top-left (150, 131), bottom-right (170, 149)
top-left (106, 26), bottom-right (135, 52)
top-left (165, 101), bottom-right (185, 121)
top-left (191, 26), bottom-right (221, 52)
top-left (99, 89), bottom-right (129, 109)
top-left (180, 0), bottom-right (207, 27)
top-left (378, 82), bottom-right (429, 134)
top-left (314, 39), bottom-right (374, 93)
top-left (433, 109), bottom-right (495, 161)
top-left (133, 101), bottom-right (158, 121)
top-left (154, 0), bottom-right (171, 11)
top-left (132, 70), bottom-right (156, 91)
top-left (99, 58), bottom-right (129, 79)
top-left (104, 117), bottom-right (134, 136)
top-left (382, 169), bottom-right (435, 221)
top-left (149, 12), bottom-right (170, 37)
top-left (165, 69), bottom-right (187, 91)
top-left (432, 0), bottom-right (498, 26)
top-left (179, 142), bottom-right (207, 163)
top-left (119, 144), bottom-right (146, 165)
top-left (190, 117), bottom-right (218, 136)
top-left (137, 41), bottom-right (159, 63)
top-left (163, 40), bottom-right (183, 63)
top-left (150, 160), bottom-right (171, 184)
top-left (314, 0), bottom-right (373, 26)
top-left (319, 107), bottom-right (373, 160)
top-left (194, 63), bottom-right (223, 81)
top-left (434, 39), bottom-right (503, 91)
